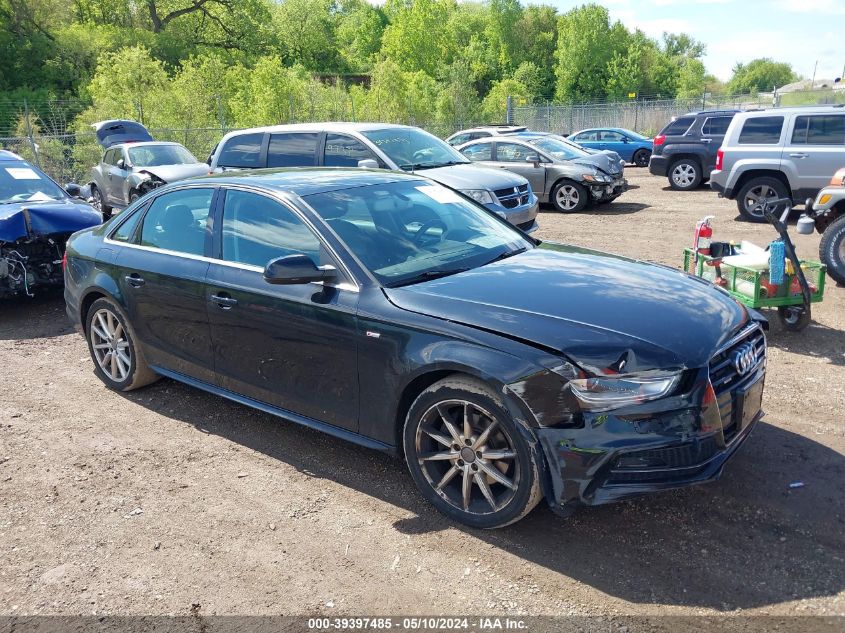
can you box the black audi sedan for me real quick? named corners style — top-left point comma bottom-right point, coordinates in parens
top-left (64, 168), bottom-right (767, 528)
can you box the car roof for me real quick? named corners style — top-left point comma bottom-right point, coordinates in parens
top-left (733, 104), bottom-right (845, 117)
top-left (0, 150), bottom-right (24, 161)
top-left (223, 122), bottom-right (416, 137)
top-left (192, 167), bottom-right (429, 197)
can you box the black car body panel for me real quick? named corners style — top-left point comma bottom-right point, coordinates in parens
top-left (649, 110), bottom-right (739, 180)
top-left (64, 168), bottom-right (766, 514)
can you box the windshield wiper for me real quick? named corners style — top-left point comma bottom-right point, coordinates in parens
top-left (397, 161), bottom-right (441, 171)
top-left (389, 267), bottom-right (470, 288)
top-left (481, 247), bottom-right (528, 267)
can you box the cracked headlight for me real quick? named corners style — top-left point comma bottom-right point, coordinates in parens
top-left (461, 189), bottom-right (495, 205)
top-left (568, 372), bottom-right (682, 412)
top-left (583, 173), bottom-right (610, 183)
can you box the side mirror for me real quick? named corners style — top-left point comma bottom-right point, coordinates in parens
top-left (116, 159), bottom-right (126, 170)
top-left (525, 155), bottom-right (541, 167)
top-left (357, 158), bottom-right (380, 169)
top-left (621, 137), bottom-right (630, 143)
top-left (64, 183), bottom-right (82, 198)
top-left (263, 254), bottom-right (337, 285)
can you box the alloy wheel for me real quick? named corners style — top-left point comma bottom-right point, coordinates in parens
top-left (415, 399), bottom-right (520, 515)
top-left (91, 189), bottom-right (103, 213)
top-left (555, 185), bottom-right (580, 211)
top-left (671, 163), bottom-right (696, 188)
top-left (90, 308), bottom-right (131, 382)
top-left (742, 184), bottom-right (779, 219)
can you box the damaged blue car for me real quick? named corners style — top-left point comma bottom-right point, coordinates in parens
top-left (0, 151), bottom-right (102, 298)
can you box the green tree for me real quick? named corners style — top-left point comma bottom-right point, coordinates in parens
top-left (481, 77), bottom-right (527, 122)
top-left (380, 0), bottom-right (453, 76)
top-left (335, 0), bottom-right (386, 72)
top-left (676, 58), bottom-right (707, 98)
top-left (273, 0), bottom-right (341, 71)
top-left (727, 58), bottom-right (797, 94)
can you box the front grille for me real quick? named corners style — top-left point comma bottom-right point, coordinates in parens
top-left (709, 325), bottom-right (766, 441)
top-left (494, 184), bottom-right (530, 209)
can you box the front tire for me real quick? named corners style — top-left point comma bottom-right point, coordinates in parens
top-left (633, 149), bottom-right (651, 167)
top-left (403, 376), bottom-right (542, 529)
top-left (668, 159), bottom-right (701, 191)
top-left (551, 180), bottom-right (589, 213)
top-left (819, 214), bottom-right (845, 285)
top-left (85, 298), bottom-right (158, 391)
top-left (736, 177), bottom-right (789, 222)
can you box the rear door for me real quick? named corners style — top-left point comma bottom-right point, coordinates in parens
top-left (205, 187), bottom-right (360, 431)
top-left (700, 115), bottom-right (734, 174)
top-left (784, 113), bottom-right (845, 197)
top-left (490, 141), bottom-right (547, 194)
top-left (113, 185), bottom-right (217, 384)
top-left (267, 132), bottom-right (320, 167)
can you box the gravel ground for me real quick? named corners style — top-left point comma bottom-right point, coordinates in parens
top-left (0, 170), bottom-right (843, 619)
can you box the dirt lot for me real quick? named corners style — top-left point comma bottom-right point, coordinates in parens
top-left (1, 170), bottom-right (843, 620)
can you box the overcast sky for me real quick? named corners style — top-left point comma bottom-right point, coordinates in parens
top-left (544, 0), bottom-right (845, 82)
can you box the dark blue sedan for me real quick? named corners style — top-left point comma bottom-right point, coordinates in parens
top-left (64, 168), bottom-right (766, 528)
top-left (568, 128), bottom-right (653, 166)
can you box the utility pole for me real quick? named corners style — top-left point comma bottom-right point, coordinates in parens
top-left (811, 60), bottom-right (818, 89)
top-left (23, 99), bottom-right (40, 168)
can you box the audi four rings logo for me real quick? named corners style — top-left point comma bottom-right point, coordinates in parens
top-left (732, 343), bottom-right (759, 375)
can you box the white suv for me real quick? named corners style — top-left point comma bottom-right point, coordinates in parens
top-left (710, 105), bottom-right (845, 221)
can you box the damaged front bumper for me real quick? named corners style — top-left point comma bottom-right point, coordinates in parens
top-left (589, 177), bottom-right (628, 202)
top-left (510, 327), bottom-right (767, 513)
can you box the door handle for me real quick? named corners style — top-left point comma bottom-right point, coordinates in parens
top-left (125, 273), bottom-right (145, 288)
top-left (789, 152), bottom-right (808, 158)
top-left (210, 293), bottom-right (238, 309)
top-left (700, 138), bottom-right (712, 143)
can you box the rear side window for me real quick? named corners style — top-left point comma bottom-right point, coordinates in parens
top-left (702, 116), bottom-right (733, 136)
top-left (323, 134), bottom-right (378, 167)
top-left (268, 132), bottom-right (319, 168)
top-left (139, 188), bottom-right (214, 256)
top-left (110, 208), bottom-right (144, 242)
top-left (738, 117), bottom-right (784, 144)
top-left (661, 117), bottom-right (695, 136)
top-left (461, 143), bottom-right (493, 161)
top-left (221, 189), bottom-right (321, 268)
top-left (574, 131), bottom-right (598, 141)
top-left (217, 133), bottom-right (263, 168)
top-left (791, 115), bottom-right (845, 145)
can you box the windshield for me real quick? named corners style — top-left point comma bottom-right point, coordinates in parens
top-left (361, 128), bottom-right (470, 171)
top-left (528, 137), bottom-right (585, 161)
top-left (303, 180), bottom-right (532, 287)
top-left (0, 162), bottom-right (67, 204)
top-left (128, 144), bottom-right (198, 167)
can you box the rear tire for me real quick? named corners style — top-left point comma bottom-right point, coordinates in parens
top-left (633, 149), bottom-right (651, 167)
top-left (819, 214), bottom-right (845, 285)
top-left (85, 298), bottom-right (158, 391)
top-left (91, 186), bottom-right (112, 221)
top-left (736, 177), bottom-right (789, 223)
top-left (403, 376), bottom-right (542, 529)
top-left (668, 159), bottom-right (701, 191)
top-left (551, 180), bottom-right (589, 213)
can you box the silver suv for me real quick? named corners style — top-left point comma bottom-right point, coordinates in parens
top-left (710, 105), bottom-right (845, 221)
top-left (209, 123), bottom-right (539, 233)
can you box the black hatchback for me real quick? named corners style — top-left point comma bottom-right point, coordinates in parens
top-left (64, 168), bottom-right (767, 528)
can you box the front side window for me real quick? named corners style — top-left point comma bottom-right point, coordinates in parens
top-left (139, 188), bottom-right (214, 256)
top-left (448, 133), bottom-right (471, 146)
top-left (460, 143), bottom-right (493, 161)
top-left (222, 189), bottom-right (321, 268)
top-left (496, 143), bottom-right (536, 162)
top-left (575, 131), bottom-right (598, 141)
top-left (268, 132), bottom-right (319, 168)
top-left (529, 137), bottom-right (581, 161)
top-left (218, 133), bottom-right (264, 168)
top-left (791, 115), bottom-right (845, 146)
top-left (361, 128), bottom-right (470, 171)
top-left (303, 180), bottom-right (532, 287)
top-left (128, 144), bottom-right (198, 167)
top-left (323, 134), bottom-right (379, 167)
top-left (738, 117), bottom-right (784, 144)
top-left (702, 116), bottom-right (733, 136)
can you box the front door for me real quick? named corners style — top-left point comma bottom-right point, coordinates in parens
top-left (107, 149), bottom-right (130, 206)
top-left (206, 187), bottom-right (360, 432)
top-left (115, 185), bottom-right (217, 384)
top-left (492, 142), bottom-right (547, 195)
top-left (785, 113), bottom-right (845, 197)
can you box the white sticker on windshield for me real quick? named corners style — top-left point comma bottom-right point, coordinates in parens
top-left (6, 167), bottom-right (40, 180)
top-left (27, 191), bottom-right (52, 202)
top-left (415, 185), bottom-right (464, 205)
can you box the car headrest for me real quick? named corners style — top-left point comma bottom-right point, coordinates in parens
top-left (161, 204), bottom-right (194, 232)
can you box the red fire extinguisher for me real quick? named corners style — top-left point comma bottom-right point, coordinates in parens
top-left (693, 216), bottom-right (715, 264)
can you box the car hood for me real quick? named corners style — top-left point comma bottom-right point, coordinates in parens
top-left (420, 163), bottom-right (527, 191)
top-left (571, 153), bottom-right (623, 177)
top-left (0, 199), bottom-right (102, 242)
top-left (135, 163), bottom-right (209, 182)
top-left (384, 243), bottom-right (748, 373)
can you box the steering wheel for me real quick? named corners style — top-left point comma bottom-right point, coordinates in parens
top-left (412, 149), bottom-right (433, 162)
top-left (412, 219), bottom-right (448, 245)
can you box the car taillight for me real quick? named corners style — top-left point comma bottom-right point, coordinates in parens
top-left (653, 134), bottom-right (665, 146)
top-left (61, 250), bottom-right (67, 272)
top-left (715, 148), bottom-right (724, 171)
